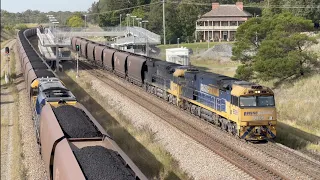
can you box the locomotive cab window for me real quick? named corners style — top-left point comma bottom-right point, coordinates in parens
top-left (239, 96), bottom-right (275, 107)
top-left (31, 88), bottom-right (38, 96)
top-left (257, 96), bottom-right (275, 107)
top-left (231, 95), bottom-right (239, 106)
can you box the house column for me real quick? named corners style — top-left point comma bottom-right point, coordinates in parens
top-left (212, 31), bottom-right (214, 41)
top-left (228, 30), bottom-right (230, 41)
top-left (219, 21), bottom-right (222, 42)
top-left (195, 30), bottom-right (197, 41)
top-left (203, 31), bottom-right (205, 41)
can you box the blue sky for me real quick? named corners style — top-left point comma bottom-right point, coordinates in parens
top-left (1, 0), bottom-right (98, 13)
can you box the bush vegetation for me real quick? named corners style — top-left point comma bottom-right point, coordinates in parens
top-left (233, 11), bottom-right (319, 84)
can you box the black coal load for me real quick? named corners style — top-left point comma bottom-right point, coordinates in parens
top-left (72, 146), bottom-right (135, 180)
top-left (53, 105), bottom-right (102, 138)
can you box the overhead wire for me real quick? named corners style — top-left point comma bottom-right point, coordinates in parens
top-left (85, 2), bottom-right (162, 16)
top-left (167, 1), bottom-right (320, 9)
top-left (85, 1), bottom-right (320, 17)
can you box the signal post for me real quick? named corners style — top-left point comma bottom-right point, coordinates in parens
top-left (76, 45), bottom-right (80, 78)
top-left (4, 47), bottom-right (10, 84)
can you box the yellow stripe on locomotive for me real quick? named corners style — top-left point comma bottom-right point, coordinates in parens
top-left (168, 67), bottom-right (277, 141)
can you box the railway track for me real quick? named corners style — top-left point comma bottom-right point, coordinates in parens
top-left (77, 60), bottom-right (288, 180)
top-left (183, 106), bottom-right (320, 179)
top-left (252, 141), bottom-right (320, 180)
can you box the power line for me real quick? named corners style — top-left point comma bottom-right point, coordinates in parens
top-left (85, 2), bottom-right (161, 16)
top-left (85, 1), bottom-right (320, 17)
top-left (167, 1), bottom-right (320, 9)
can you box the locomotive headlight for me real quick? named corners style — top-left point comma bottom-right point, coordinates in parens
top-left (269, 116), bottom-right (273, 120)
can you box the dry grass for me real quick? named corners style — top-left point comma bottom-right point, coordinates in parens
top-left (275, 74), bottom-right (320, 136)
top-left (10, 45), bottom-right (23, 179)
top-left (62, 69), bottom-right (192, 180)
top-left (11, 85), bottom-right (23, 179)
top-left (1, 39), bottom-right (12, 49)
top-left (25, 23), bottom-right (39, 28)
top-left (274, 74), bottom-right (320, 152)
top-left (191, 59), bottom-right (239, 77)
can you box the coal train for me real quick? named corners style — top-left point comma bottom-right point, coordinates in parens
top-left (72, 37), bottom-right (277, 141)
top-left (16, 28), bottom-right (147, 180)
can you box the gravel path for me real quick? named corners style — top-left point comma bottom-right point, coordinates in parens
top-left (1, 86), bottom-right (14, 180)
top-left (14, 47), bottom-right (48, 180)
top-left (0, 39), bottom-right (16, 180)
top-left (71, 69), bottom-right (253, 180)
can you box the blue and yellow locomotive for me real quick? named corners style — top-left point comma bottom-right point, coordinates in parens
top-left (145, 61), bottom-right (276, 141)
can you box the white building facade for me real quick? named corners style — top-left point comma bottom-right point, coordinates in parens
top-left (195, 2), bottom-right (252, 42)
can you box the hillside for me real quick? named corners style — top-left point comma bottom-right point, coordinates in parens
top-left (275, 74), bottom-right (320, 135)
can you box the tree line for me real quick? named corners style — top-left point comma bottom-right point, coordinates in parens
top-left (88, 0), bottom-right (319, 44)
top-left (1, 9), bottom-right (81, 27)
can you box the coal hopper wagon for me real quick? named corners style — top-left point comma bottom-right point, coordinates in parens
top-left (17, 29), bottom-right (148, 180)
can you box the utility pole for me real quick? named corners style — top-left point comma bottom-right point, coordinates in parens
top-left (85, 15), bottom-right (87, 28)
top-left (126, 14), bottom-right (130, 26)
top-left (120, 14), bottom-right (122, 30)
top-left (177, 38), bottom-right (180, 48)
top-left (76, 45), bottom-right (80, 78)
top-left (146, 36), bottom-right (149, 56)
top-left (163, 0), bottom-right (166, 45)
top-left (76, 52), bottom-right (79, 78)
top-left (255, 15), bottom-right (259, 47)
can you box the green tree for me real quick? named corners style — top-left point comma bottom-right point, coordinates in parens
top-left (266, 0), bottom-right (320, 22)
top-left (88, 1), bottom-right (100, 24)
top-left (233, 12), bottom-right (318, 82)
top-left (148, 0), bottom-right (163, 35)
top-left (177, 2), bottom-right (199, 42)
top-left (67, 15), bottom-right (85, 27)
top-left (131, 7), bottom-right (145, 19)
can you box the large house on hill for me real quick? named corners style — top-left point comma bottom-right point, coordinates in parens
top-left (195, 2), bottom-right (252, 42)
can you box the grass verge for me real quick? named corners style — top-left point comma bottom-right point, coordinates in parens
top-left (0, 44), bottom-right (24, 179)
top-left (274, 74), bottom-right (320, 154)
top-left (1, 39), bottom-right (12, 49)
top-left (11, 85), bottom-right (24, 179)
top-left (60, 69), bottom-right (192, 180)
top-left (157, 41), bottom-right (232, 52)
top-left (191, 59), bottom-right (239, 77)
top-left (11, 45), bottom-right (23, 179)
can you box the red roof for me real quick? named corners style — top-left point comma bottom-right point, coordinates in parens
top-left (201, 3), bottom-right (252, 18)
